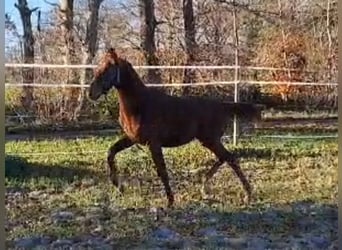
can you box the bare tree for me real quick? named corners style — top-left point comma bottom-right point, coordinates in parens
top-left (277, 0), bottom-right (292, 84)
top-left (139, 0), bottom-right (162, 84)
top-left (59, 0), bottom-right (76, 68)
top-left (59, 0), bottom-right (82, 121)
top-left (326, 0), bottom-right (332, 81)
top-left (80, 0), bottom-right (104, 83)
top-left (75, 0), bottom-right (104, 118)
top-left (5, 0), bottom-right (339, 125)
top-left (182, 0), bottom-right (197, 95)
top-left (15, 0), bottom-right (38, 111)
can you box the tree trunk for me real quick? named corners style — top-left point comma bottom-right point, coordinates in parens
top-left (213, 3), bottom-right (222, 79)
top-left (15, 0), bottom-right (38, 111)
top-left (76, 0), bottom-right (103, 119)
top-left (182, 0), bottom-right (197, 96)
top-left (59, 0), bottom-right (79, 121)
top-left (326, 0), bottom-right (332, 81)
top-left (59, 0), bottom-right (76, 70)
top-left (139, 0), bottom-right (162, 84)
top-left (277, 0), bottom-right (291, 102)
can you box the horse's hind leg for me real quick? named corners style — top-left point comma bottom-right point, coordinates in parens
top-left (200, 139), bottom-right (252, 204)
top-left (149, 143), bottom-right (174, 208)
top-left (107, 136), bottom-right (134, 191)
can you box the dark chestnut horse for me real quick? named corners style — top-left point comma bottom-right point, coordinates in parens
top-left (88, 48), bottom-right (264, 207)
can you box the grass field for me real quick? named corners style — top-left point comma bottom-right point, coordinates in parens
top-left (5, 134), bottom-right (338, 249)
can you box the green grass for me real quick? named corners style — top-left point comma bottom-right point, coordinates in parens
top-left (5, 135), bottom-right (338, 247)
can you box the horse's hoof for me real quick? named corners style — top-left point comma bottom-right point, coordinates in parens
top-left (200, 185), bottom-right (206, 197)
top-left (109, 178), bottom-right (118, 187)
top-left (109, 176), bottom-right (125, 193)
top-left (167, 196), bottom-right (175, 209)
top-left (118, 183), bottom-right (125, 193)
top-left (200, 184), bottom-right (211, 200)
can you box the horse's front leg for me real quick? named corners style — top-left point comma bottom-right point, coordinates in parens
top-left (107, 136), bottom-right (134, 191)
top-left (149, 143), bottom-right (174, 208)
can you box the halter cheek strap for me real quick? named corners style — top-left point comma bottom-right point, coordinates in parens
top-left (116, 68), bottom-right (121, 84)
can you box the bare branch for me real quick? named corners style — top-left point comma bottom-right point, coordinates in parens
top-left (30, 7), bottom-right (39, 13)
top-left (14, 2), bottom-right (39, 14)
top-left (121, 36), bottom-right (141, 51)
top-left (214, 0), bottom-right (279, 24)
top-left (155, 20), bottom-right (167, 26)
top-left (43, 0), bottom-right (60, 8)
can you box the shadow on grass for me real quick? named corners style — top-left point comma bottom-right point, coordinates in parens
top-left (233, 147), bottom-right (275, 159)
top-left (229, 147), bottom-right (287, 160)
top-left (98, 200), bottom-right (338, 249)
top-left (5, 154), bottom-right (100, 184)
top-left (6, 199), bottom-right (337, 249)
top-left (5, 157), bottom-right (338, 249)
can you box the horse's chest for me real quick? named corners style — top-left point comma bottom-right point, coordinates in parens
top-left (119, 113), bottom-right (141, 140)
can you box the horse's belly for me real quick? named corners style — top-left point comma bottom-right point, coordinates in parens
top-left (161, 137), bottom-right (193, 147)
top-left (159, 131), bottom-right (196, 147)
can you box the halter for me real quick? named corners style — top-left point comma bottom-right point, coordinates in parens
top-left (116, 67), bottom-right (120, 84)
top-left (104, 66), bottom-right (121, 103)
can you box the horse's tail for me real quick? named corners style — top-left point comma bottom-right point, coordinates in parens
top-left (224, 102), bottom-right (265, 124)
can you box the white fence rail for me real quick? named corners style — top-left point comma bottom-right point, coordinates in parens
top-left (5, 63), bottom-right (309, 71)
top-left (5, 63), bottom-right (338, 145)
top-left (5, 63), bottom-right (337, 88)
top-left (4, 81), bottom-right (338, 88)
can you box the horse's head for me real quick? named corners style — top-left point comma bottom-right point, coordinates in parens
top-left (88, 48), bottom-right (129, 101)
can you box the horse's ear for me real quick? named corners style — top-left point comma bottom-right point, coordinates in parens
top-left (106, 47), bottom-right (119, 64)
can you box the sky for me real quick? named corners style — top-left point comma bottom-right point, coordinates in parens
top-left (5, 0), bottom-right (57, 56)
top-left (5, 0), bottom-right (122, 43)
top-left (5, 0), bottom-right (132, 57)
top-left (5, 0), bottom-right (56, 39)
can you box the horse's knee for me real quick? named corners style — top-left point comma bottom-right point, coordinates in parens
top-left (107, 137), bottom-right (134, 164)
top-left (216, 148), bottom-right (236, 162)
top-left (226, 152), bottom-right (239, 165)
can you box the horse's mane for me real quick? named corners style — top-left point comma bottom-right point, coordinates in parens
top-left (122, 59), bottom-right (146, 87)
top-left (94, 52), bottom-right (114, 78)
top-left (94, 51), bottom-right (147, 89)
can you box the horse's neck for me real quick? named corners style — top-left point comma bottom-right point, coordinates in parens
top-left (130, 69), bottom-right (146, 89)
top-left (117, 66), bottom-right (148, 116)
top-left (117, 82), bottom-right (146, 117)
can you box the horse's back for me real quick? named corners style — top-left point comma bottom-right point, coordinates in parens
top-left (139, 90), bottom-right (202, 146)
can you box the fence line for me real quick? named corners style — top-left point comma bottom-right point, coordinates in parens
top-left (4, 81), bottom-right (338, 88)
top-left (5, 63), bottom-right (337, 146)
top-left (5, 134), bottom-right (337, 157)
top-left (5, 63), bottom-right (307, 71)
top-left (223, 134), bottom-right (338, 139)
